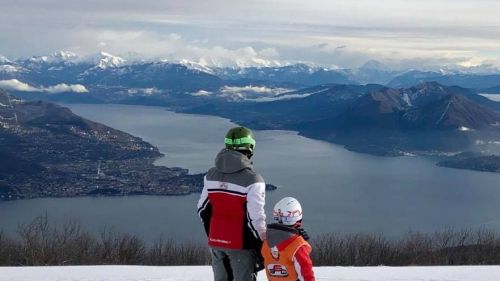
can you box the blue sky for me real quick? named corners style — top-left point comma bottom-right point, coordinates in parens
top-left (1, 0), bottom-right (500, 69)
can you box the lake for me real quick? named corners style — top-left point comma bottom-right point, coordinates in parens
top-left (1, 104), bottom-right (500, 242)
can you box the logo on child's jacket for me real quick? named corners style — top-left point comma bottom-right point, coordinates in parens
top-left (271, 246), bottom-right (280, 259)
top-left (267, 264), bottom-right (288, 277)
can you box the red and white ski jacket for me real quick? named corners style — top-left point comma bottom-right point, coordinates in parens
top-left (197, 149), bottom-right (266, 249)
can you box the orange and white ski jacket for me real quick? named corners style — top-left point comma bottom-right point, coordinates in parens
top-left (261, 224), bottom-right (315, 281)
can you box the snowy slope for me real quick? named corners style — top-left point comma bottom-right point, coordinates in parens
top-left (93, 52), bottom-right (126, 69)
top-left (1, 265), bottom-right (500, 281)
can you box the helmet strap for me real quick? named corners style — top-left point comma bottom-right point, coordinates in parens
top-left (293, 220), bottom-right (303, 228)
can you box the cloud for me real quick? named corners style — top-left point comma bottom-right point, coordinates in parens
top-left (46, 29), bottom-right (282, 67)
top-left (127, 88), bottom-right (162, 96)
top-left (221, 86), bottom-right (289, 95)
top-left (217, 85), bottom-right (314, 102)
top-left (479, 94), bottom-right (500, 102)
top-left (0, 79), bottom-right (88, 93)
top-left (251, 93), bottom-right (313, 102)
top-left (190, 90), bottom-right (213, 96)
top-left (44, 84), bottom-right (89, 94)
top-left (217, 85), bottom-right (292, 101)
top-left (0, 79), bottom-right (39, 92)
top-left (1, 0), bottom-right (500, 69)
top-left (179, 45), bottom-right (281, 67)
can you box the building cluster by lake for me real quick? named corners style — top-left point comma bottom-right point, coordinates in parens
top-left (1, 158), bottom-right (204, 201)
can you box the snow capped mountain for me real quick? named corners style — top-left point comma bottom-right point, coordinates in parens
top-left (438, 63), bottom-right (500, 75)
top-left (178, 59), bottom-right (214, 74)
top-left (215, 63), bottom-right (354, 87)
top-left (280, 63), bottom-right (318, 74)
top-left (0, 55), bottom-right (11, 64)
top-left (4, 51), bottom-right (500, 101)
top-left (51, 51), bottom-right (79, 62)
top-left (236, 57), bottom-right (282, 68)
top-left (23, 51), bottom-right (124, 68)
top-left (27, 56), bottom-right (48, 63)
top-left (28, 51), bottom-right (79, 64)
top-left (0, 64), bottom-right (26, 73)
top-left (0, 57), bottom-right (28, 77)
top-left (93, 52), bottom-right (126, 69)
top-left (222, 63), bottom-right (317, 76)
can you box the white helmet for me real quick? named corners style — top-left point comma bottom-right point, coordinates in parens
top-left (273, 197), bottom-right (303, 226)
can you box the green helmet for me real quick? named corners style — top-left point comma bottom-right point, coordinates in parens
top-left (224, 126), bottom-right (256, 153)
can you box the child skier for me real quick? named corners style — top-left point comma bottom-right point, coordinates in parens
top-left (261, 197), bottom-right (315, 281)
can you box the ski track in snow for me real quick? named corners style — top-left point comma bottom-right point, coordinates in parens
top-left (1, 265), bottom-right (500, 281)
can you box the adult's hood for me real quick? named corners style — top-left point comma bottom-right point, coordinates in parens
top-left (215, 148), bottom-right (253, 174)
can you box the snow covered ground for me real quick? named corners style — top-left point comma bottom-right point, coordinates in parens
top-left (1, 265), bottom-right (500, 281)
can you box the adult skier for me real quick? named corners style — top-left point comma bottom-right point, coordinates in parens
top-left (197, 126), bottom-right (267, 281)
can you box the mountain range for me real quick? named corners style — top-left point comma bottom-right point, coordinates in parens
top-left (185, 82), bottom-right (500, 156)
top-left (296, 83), bottom-right (500, 155)
top-left (388, 71), bottom-right (500, 89)
top-left (1, 51), bottom-right (500, 157)
top-left (2, 51), bottom-right (500, 99)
